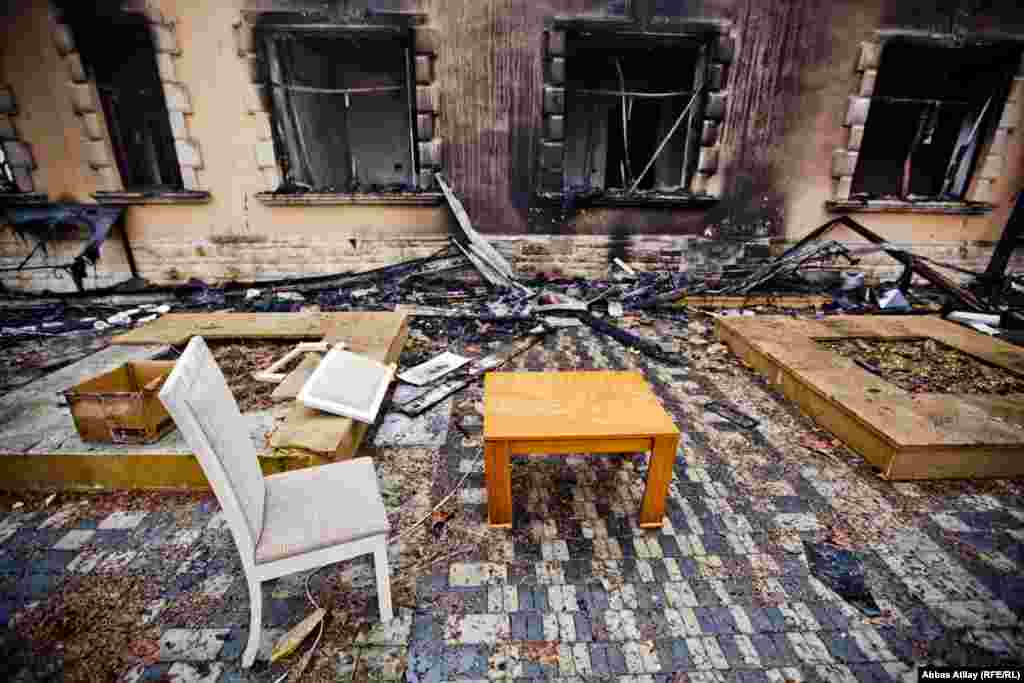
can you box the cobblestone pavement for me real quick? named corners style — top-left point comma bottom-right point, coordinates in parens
top-left (2, 321), bottom-right (1023, 681)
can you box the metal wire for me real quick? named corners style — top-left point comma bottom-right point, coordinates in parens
top-left (267, 80), bottom-right (403, 96)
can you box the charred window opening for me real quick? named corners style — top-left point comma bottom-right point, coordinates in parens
top-left (564, 32), bottom-right (701, 195)
top-left (260, 30), bottom-right (414, 193)
top-left (65, 9), bottom-right (182, 191)
top-left (0, 146), bottom-right (17, 193)
top-left (852, 41), bottom-right (1021, 202)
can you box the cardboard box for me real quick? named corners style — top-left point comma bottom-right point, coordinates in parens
top-left (63, 361), bottom-right (176, 444)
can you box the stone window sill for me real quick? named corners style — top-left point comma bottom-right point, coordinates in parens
top-left (826, 199), bottom-right (995, 215)
top-left (0, 192), bottom-right (50, 206)
top-left (92, 190), bottom-right (212, 206)
top-left (538, 191), bottom-right (719, 208)
top-left (254, 191), bottom-right (444, 206)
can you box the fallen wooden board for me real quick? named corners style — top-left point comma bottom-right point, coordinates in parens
top-left (321, 311), bottom-right (409, 362)
top-left (716, 314), bottom-right (1024, 480)
top-left (112, 313), bottom-right (331, 345)
top-left (675, 294), bottom-right (941, 311)
top-left (253, 342), bottom-right (331, 383)
top-left (271, 352), bottom-right (323, 402)
top-left (270, 313), bottom-right (409, 457)
top-left (676, 295), bottom-right (832, 308)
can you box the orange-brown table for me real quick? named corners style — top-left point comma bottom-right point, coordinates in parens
top-left (483, 371), bottom-right (681, 528)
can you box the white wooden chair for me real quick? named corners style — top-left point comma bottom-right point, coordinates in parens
top-left (159, 336), bottom-right (392, 668)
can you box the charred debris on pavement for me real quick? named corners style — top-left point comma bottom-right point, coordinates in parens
top-left (3, 179), bottom-right (1024, 370)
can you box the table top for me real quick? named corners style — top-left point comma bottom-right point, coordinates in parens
top-left (483, 371), bottom-right (680, 441)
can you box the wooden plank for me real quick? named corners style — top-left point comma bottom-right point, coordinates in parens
top-left (436, 173), bottom-right (517, 281)
top-left (253, 342), bottom-right (330, 383)
top-left (483, 371), bottom-right (679, 441)
top-left (112, 313), bottom-right (330, 345)
top-left (890, 444), bottom-right (1024, 480)
top-left (321, 311), bottom-right (409, 363)
top-left (0, 450), bottom-right (329, 490)
top-left (269, 313), bottom-right (409, 458)
top-left (270, 352), bottom-right (323, 402)
top-left (677, 295), bottom-right (833, 308)
top-left (716, 314), bottom-right (1024, 480)
top-left (959, 393), bottom-right (1024, 429)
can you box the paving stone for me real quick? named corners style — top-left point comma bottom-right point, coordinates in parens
top-left (449, 562), bottom-right (508, 587)
top-left (750, 633), bottom-right (797, 667)
top-left (198, 572), bottom-right (234, 599)
top-left (33, 549), bottom-right (75, 573)
top-left (932, 600), bottom-right (1019, 629)
top-left (38, 506), bottom-right (79, 530)
top-left (164, 661), bottom-right (224, 682)
top-left (17, 573), bottom-right (58, 599)
top-left (773, 513), bottom-right (821, 532)
top-left (52, 529), bottom-right (95, 550)
top-left (139, 597), bottom-right (168, 626)
top-left (823, 631), bottom-right (870, 663)
top-left (360, 644), bottom-right (408, 680)
top-left (355, 612), bottom-right (413, 646)
top-left (848, 629), bottom-right (895, 662)
top-left (98, 511), bottom-right (148, 530)
top-left (99, 550), bottom-right (139, 572)
top-left (443, 643), bottom-right (490, 678)
top-left (158, 628), bottom-right (230, 661)
top-left (444, 613), bottom-right (510, 643)
top-left (813, 662), bottom-right (861, 683)
top-left (123, 663), bottom-right (172, 682)
top-left (605, 641), bottom-right (629, 674)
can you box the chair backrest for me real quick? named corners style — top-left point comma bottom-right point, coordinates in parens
top-left (159, 336), bottom-right (265, 563)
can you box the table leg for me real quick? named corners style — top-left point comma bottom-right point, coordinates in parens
top-left (485, 439), bottom-right (512, 528)
top-left (640, 434), bottom-right (679, 528)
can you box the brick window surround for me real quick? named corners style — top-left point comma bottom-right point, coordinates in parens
top-left (538, 21), bottom-right (733, 205)
top-left (50, 2), bottom-right (209, 205)
top-left (234, 13), bottom-right (442, 206)
top-left (829, 35), bottom-right (1024, 214)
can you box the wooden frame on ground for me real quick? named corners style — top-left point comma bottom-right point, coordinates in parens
top-left (716, 314), bottom-right (1024, 480)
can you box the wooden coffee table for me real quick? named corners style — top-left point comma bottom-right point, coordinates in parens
top-left (483, 370), bottom-right (681, 528)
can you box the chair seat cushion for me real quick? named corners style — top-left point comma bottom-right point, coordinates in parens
top-left (254, 457), bottom-right (389, 565)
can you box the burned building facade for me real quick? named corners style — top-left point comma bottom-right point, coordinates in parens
top-left (1, 0), bottom-right (1023, 292)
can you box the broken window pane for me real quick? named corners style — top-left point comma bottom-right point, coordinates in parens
top-left (563, 32), bottom-right (699, 194)
top-left (852, 40), bottom-right (1021, 201)
top-left (262, 31), bottom-right (413, 192)
top-left (73, 13), bottom-right (183, 191)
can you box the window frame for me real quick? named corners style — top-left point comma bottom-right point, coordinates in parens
top-left (87, 14), bottom-right (184, 193)
top-left (254, 23), bottom-right (426, 201)
top-left (828, 33), bottom-right (1023, 215)
top-left (51, 4), bottom-right (209, 205)
top-left (537, 19), bottom-right (731, 208)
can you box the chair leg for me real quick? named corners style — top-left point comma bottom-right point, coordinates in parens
top-left (242, 578), bottom-right (262, 668)
top-left (373, 540), bottom-right (393, 622)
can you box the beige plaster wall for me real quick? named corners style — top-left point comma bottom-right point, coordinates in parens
top-left (0, 0), bottom-right (450, 291)
top-left (776, 0), bottom-right (1024, 249)
top-left (0, 0), bottom-right (1022, 291)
